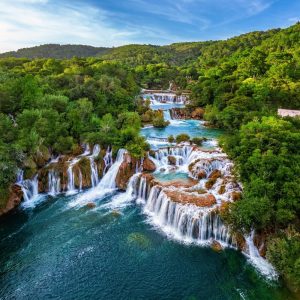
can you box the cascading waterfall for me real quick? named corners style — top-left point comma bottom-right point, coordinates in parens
top-left (89, 144), bottom-right (101, 187)
top-left (103, 147), bottom-right (113, 174)
top-left (99, 149), bottom-right (126, 189)
top-left (135, 181), bottom-right (234, 246)
top-left (70, 149), bottom-right (126, 206)
top-left (48, 170), bottom-right (60, 196)
top-left (107, 173), bottom-right (141, 209)
top-left (20, 175), bottom-right (39, 203)
top-left (163, 110), bottom-right (172, 121)
top-left (152, 145), bottom-right (193, 169)
top-left (244, 230), bottom-right (277, 279)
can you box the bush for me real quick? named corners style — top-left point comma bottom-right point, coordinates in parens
top-left (176, 133), bottom-right (190, 143)
top-left (152, 115), bottom-right (170, 128)
top-left (168, 135), bottom-right (175, 143)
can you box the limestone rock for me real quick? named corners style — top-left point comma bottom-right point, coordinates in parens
top-left (168, 155), bottom-right (177, 165)
top-left (142, 157), bottom-right (156, 172)
top-left (211, 240), bottom-right (223, 252)
top-left (0, 184), bottom-right (23, 216)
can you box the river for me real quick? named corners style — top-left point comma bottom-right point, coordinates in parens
top-left (0, 94), bottom-right (293, 299)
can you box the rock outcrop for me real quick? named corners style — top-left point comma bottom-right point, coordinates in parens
top-left (116, 154), bottom-right (136, 190)
top-left (0, 184), bottom-right (23, 216)
top-left (142, 158), bottom-right (156, 172)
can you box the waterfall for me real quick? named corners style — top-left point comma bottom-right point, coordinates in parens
top-left (103, 147), bottom-right (113, 174)
top-left (89, 144), bottom-right (101, 187)
top-left (153, 145), bottom-right (193, 169)
top-left (48, 170), bottom-right (60, 196)
top-left (107, 173), bottom-right (140, 209)
top-left (99, 149), bottom-right (126, 189)
top-left (16, 169), bottom-right (24, 184)
top-left (20, 175), bottom-right (39, 203)
top-left (245, 230), bottom-right (278, 279)
top-left (69, 149), bottom-right (126, 206)
top-left (163, 110), bottom-right (172, 121)
top-left (66, 163), bottom-right (76, 194)
top-left (136, 181), bottom-right (234, 246)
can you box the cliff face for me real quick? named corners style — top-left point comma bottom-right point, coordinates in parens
top-left (116, 154), bottom-right (137, 190)
top-left (0, 184), bottom-right (23, 217)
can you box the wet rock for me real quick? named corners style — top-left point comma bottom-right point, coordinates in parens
top-left (142, 157), bottom-right (156, 172)
top-left (86, 202), bottom-right (96, 209)
top-left (205, 178), bottom-right (217, 189)
top-left (168, 155), bottom-right (177, 165)
top-left (0, 184), bottom-right (23, 216)
top-left (165, 190), bottom-right (216, 207)
top-left (197, 169), bottom-right (207, 179)
top-left (218, 185), bottom-right (226, 194)
top-left (231, 191), bottom-right (242, 202)
top-left (116, 154), bottom-right (136, 190)
top-left (211, 240), bottom-right (223, 252)
top-left (209, 169), bottom-right (221, 180)
top-left (234, 232), bottom-right (247, 252)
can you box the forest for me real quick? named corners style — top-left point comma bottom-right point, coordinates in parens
top-left (0, 22), bottom-right (299, 290)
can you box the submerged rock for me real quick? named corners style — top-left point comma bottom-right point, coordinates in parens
top-left (86, 202), bottom-right (96, 209)
top-left (127, 232), bottom-right (151, 249)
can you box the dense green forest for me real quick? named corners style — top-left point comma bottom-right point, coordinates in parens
top-left (0, 22), bottom-right (299, 290)
top-left (0, 44), bottom-right (110, 59)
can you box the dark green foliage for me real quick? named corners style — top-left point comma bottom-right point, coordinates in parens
top-left (0, 56), bottom-right (148, 206)
top-left (0, 44), bottom-right (110, 59)
top-left (176, 134), bottom-right (190, 143)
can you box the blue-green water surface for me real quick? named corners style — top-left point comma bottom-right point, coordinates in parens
top-left (0, 193), bottom-right (293, 300)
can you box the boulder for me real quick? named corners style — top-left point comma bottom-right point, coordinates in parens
top-left (116, 154), bottom-right (136, 190)
top-left (196, 169), bottom-right (207, 179)
top-left (205, 178), bottom-right (217, 189)
top-left (142, 157), bottom-right (156, 172)
top-left (168, 155), bottom-right (177, 165)
top-left (209, 169), bottom-right (221, 180)
top-left (86, 202), bottom-right (96, 209)
top-left (211, 240), bottom-right (223, 252)
top-left (218, 185), bottom-right (226, 194)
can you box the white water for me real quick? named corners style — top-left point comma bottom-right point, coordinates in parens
top-left (48, 170), bottom-right (60, 196)
top-left (103, 147), bottom-right (113, 174)
top-left (163, 110), bottom-right (172, 121)
top-left (69, 149), bottom-right (126, 207)
top-left (105, 173), bottom-right (141, 209)
top-left (89, 144), bottom-right (101, 187)
top-left (136, 180), bottom-right (234, 246)
top-left (245, 230), bottom-right (278, 280)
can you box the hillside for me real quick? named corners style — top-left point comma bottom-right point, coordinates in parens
top-left (0, 44), bottom-right (110, 59)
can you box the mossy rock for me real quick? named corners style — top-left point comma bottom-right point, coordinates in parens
top-left (195, 189), bottom-right (206, 194)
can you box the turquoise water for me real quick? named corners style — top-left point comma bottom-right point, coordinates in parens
top-left (0, 194), bottom-right (292, 300)
top-left (142, 120), bottom-right (222, 140)
top-left (0, 101), bottom-right (294, 299)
